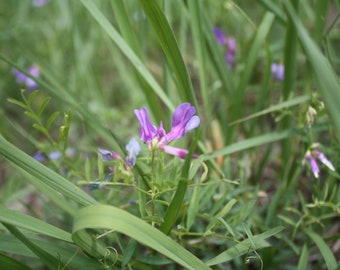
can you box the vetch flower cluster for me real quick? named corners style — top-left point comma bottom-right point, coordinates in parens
top-left (90, 138), bottom-right (141, 190)
top-left (213, 27), bottom-right (236, 69)
top-left (271, 62), bottom-right (284, 81)
top-left (134, 102), bottom-right (200, 159)
top-left (12, 65), bottom-right (40, 92)
top-left (303, 144), bottom-right (335, 178)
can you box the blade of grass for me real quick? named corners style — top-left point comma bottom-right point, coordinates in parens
top-left (159, 141), bottom-right (196, 235)
top-left (285, 1), bottom-right (340, 140)
top-left (0, 253), bottom-right (33, 270)
top-left (297, 244), bottom-right (309, 270)
top-left (202, 128), bottom-right (301, 161)
top-left (0, 206), bottom-right (72, 243)
top-left (3, 223), bottom-right (64, 270)
top-left (0, 135), bottom-right (98, 207)
top-left (205, 226), bottom-right (284, 266)
top-left (80, 0), bottom-right (174, 111)
top-left (230, 94), bottom-right (310, 125)
top-left (305, 229), bottom-right (337, 270)
top-left (187, 1), bottom-right (210, 116)
top-left (138, 0), bottom-right (197, 107)
top-left (233, 12), bottom-right (275, 119)
top-left (72, 204), bottom-right (211, 270)
top-left (110, 0), bottom-right (163, 121)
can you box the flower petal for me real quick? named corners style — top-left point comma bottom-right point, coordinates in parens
top-left (165, 103), bottom-right (199, 142)
top-left (134, 107), bottom-right (157, 144)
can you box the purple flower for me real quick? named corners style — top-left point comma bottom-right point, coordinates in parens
top-left (13, 65), bottom-right (40, 91)
top-left (33, 152), bottom-right (46, 162)
top-left (303, 147), bottom-right (335, 178)
top-left (134, 107), bottom-right (166, 147)
top-left (271, 63), bottom-right (284, 81)
top-left (214, 28), bottom-right (228, 45)
top-left (125, 137), bottom-right (141, 168)
top-left (164, 103), bottom-right (200, 143)
top-left (305, 154), bottom-right (320, 178)
top-left (213, 28), bottom-right (236, 69)
top-left (32, 0), bottom-right (50, 7)
top-left (312, 151), bottom-right (335, 172)
top-left (98, 148), bottom-right (121, 161)
top-left (134, 103), bottom-right (200, 159)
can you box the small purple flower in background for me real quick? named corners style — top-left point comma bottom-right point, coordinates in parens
top-left (33, 148), bottom-right (75, 162)
top-left (303, 145), bottom-right (335, 178)
top-left (271, 62), bottom-right (284, 81)
top-left (134, 102), bottom-right (200, 159)
top-left (13, 65), bottom-right (40, 91)
top-left (125, 137), bottom-right (141, 168)
top-left (304, 154), bottom-right (320, 178)
top-left (33, 152), bottom-right (46, 162)
top-left (214, 28), bottom-right (228, 45)
top-left (98, 148), bottom-right (121, 161)
top-left (32, 0), bottom-right (50, 7)
top-left (213, 27), bottom-right (236, 69)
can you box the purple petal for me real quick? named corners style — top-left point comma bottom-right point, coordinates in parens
top-left (33, 151), bottom-right (45, 162)
top-left (271, 63), bottom-right (284, 81)
top-left (185, 115), bottom-right (200, 133)
top-left (227, 38), bottom-right (236, 53)
top-left (28, 65), bottom-right (40, 78)
top-left (125, 137), bottom-right (141, 168)
top-left (134, 107), bottom-right (157, 144)
top-left (32, 0), bottom-right (50, 7)
top-left (313, 151), bottom-right (335, 171)
top-left (306, 155), bottom-right (320, 178)
top-left (98, 148), bottom-right (120, 161)
top-left (160, 145), bottom-right (198, 159)
top-left (213, 28), bottom-right (227, 45)
top-left (165, 103), bottom-right (199, 142)
top-left (48, 151), bottom-right (61, 160)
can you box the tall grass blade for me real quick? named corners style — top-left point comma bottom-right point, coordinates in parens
top-left (285, 1), bottom-right (340, 140)
top-left (72, 204), bottom-right (211, 270)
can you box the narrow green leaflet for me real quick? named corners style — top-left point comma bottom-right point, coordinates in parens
top-left (0, 135), bottom-right (98, 207)
top-left (305, 229), bottom-right (337, 270)
top-left (0, 253), bottom-right (33, 270)
top-left (72, 204), bottom-right (211, 270)
top-left (139, 0), bottom-right (197, 107)
top-left (80, 0), bottom-right (174, 111)
top-left (285, 1), bottom-right (340, 140)
top-left (0, 206), bottom-right (72, 243)
top-left (206, 226), bottom-right (284, 266)
top-left (203, 129), bottom-right (301, 161)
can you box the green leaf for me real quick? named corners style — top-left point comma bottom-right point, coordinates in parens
top-left (305, 229), bottom-right (337, 270)
top-left (205, 199), bottom-right (237, 233)
top-left (7, 98), bottom-right (27, 110)
top-left (0, 253), bottom-right (33, 270)
top-left (159, 179), bottom-right (188, 235)
top-left (285, 1), bottom-right (340, 140)
top-left (26, 90), bottom-right (39, 104)
top-left (3, 223), bottom-right (64, 270)
top-left (297, 244), bottom-right (309, 270)
top-left (233, 12), bottom-right (275, 118)
top-left (38, 96), bottom-right (51, 116)
top-left (203, 129), bottom-right (301, 161)
top-left (0, 206), bottom-right (72, 243)
top-left (206, 226), bottom-right (284, 266)
top-left (0, 135), bottom-right (98, 207)
top-left (230, 95), bottom-right (310, 125)
top-left (80, 0), bottom-right (174, 111)
top-left (72, 205), bottom-right (211, 270)
top-left (32, 123), bottom-right (48, 136)
top-left (24, 111), bottom-right (40, 123)
top-left (46, 111), bottom-right (60, 130)
top-left (139, 0), bottom-right (197, 106)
